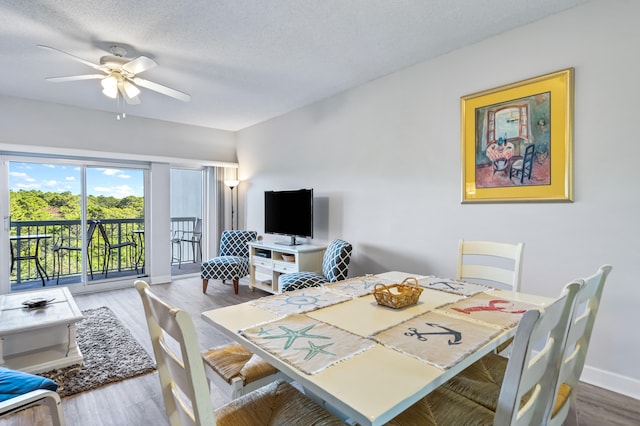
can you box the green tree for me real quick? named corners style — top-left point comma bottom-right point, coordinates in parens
top-left (11, 190), bottom-right (143, 221)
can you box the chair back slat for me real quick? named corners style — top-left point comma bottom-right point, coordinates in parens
top-left (135, 280), bottom-right (216, 426)
top-left (457, 240), bottom-right (524, 291)
top-left (494, 281), bottom-right (581, 426)
top-left (459, 264), bottom-right (516, 287)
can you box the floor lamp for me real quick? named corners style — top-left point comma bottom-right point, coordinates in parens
top-left (224, 179), bottom-right (239, 230)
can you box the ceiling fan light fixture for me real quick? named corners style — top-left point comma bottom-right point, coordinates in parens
top-left (123, 81), bottom-right (140, 98)
top-left (102, 86), bottom-right (118, 99)
top-left (40, 44), bottom-right (191, 103)
top-left (101, 76), bottom-right (118, 98)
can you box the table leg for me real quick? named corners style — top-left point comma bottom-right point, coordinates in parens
top-left (66, 323), bottom-right (79, 359)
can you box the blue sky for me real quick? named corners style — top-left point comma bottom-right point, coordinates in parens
top-left (9, 162), bottom-right (144, 198)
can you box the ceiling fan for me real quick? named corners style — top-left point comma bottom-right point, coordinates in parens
top-left (38, 44), bottom-right (191, 104)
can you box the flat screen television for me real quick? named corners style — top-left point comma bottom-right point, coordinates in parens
top-left (264, 188), bottom-right (313, 245)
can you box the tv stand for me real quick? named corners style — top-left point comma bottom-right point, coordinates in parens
top-left (248, 241), bottom-right (326, 294)
top-left (275, 235), bottom-right (302, 246)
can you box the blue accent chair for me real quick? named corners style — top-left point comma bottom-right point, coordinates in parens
top-left (201, 230), bottom-right (257, 294)
top-left (279, 239), bottom-right (352, 292)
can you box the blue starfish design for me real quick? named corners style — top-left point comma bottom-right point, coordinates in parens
top-left (257, 327), bottom-right (270, 336)
top-left (295, 341), bottom-right (335, 361)
top-left (263, 324), bottom-right (329, 349)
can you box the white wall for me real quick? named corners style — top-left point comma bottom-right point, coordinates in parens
top-left (0, 95), bottom-right (237, 162)
top-left (0, 95), bottom-right (236, 286)
top-left (237, 0), bottom-right (640, 398)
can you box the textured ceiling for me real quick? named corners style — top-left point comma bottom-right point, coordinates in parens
top-left (0, 0), bottom-right (587, 131)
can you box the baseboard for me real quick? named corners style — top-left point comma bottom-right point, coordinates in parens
top-left (149, 274), bottom-right (172, 284)
top-left (581, 365), bottom-right (640, 400)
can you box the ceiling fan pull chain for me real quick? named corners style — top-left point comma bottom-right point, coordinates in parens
top-left (114, 91), bottom-right (128, 120)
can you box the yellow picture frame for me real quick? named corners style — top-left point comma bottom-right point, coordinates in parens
top-left (461, 68), bottom-right (574, 203)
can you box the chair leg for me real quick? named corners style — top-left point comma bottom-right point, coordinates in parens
top-left (203, 279), bottom-right (209, 293)
top-left (42, 392), bottom-right (64, 426)
top-left (55, 250), bottom-right (61, 285)
top-left (233, 279), bottom-right (239, 294)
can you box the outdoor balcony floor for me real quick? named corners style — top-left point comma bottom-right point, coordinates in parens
top-left (10, 262), bottom-right (201, 292)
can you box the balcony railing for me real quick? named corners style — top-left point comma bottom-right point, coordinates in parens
top-left (10, 218), bottom-right (144, 286)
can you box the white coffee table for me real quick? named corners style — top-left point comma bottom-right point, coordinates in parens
top-left (0, 287), bottom-right (84, 373)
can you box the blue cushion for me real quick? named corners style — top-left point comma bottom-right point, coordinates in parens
top-left (200, 230), bottom-right (256, 281)
top-left (322, 239), bottom-right (352, 282)
top-left (201, 256), bottom-right (249, 280)
top-left (278, 239), bottom-right (353, 292)
top-left (0, 367), bottom-right (58, 402)
top-left (279, 271), bottom-right (327, 292)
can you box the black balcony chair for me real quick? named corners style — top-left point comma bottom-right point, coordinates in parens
top-left (9, 242), bottom-right (15, 274)
top-left (171, 218), bottom-right (202, 268)
top-left (96, 221), bottom-right (137, 278)
top-left (52, 220), bottom-right (99, 284)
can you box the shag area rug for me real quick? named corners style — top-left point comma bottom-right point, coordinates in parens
top-left (40, 306), bottom-right (156, 398)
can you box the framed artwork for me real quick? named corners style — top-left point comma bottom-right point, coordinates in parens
top-left (461, 68), bottom-right (574, 203)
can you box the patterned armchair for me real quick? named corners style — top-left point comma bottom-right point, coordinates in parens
top-left (278, 239), bottom-right (352, 292)
top-left (201, 230), bottom-right (257, 294)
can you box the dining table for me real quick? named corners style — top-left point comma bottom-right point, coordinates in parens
top-left (201, 271), bottom-right (553, 425)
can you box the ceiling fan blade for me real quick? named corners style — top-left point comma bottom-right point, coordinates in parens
top-left (118, 81), bottom-right (141, 105)
top-left (38, 45), bottom-right (107, 72)
top-left (131, 77), bottom-right (191, 102)
top-left (121, 56), bottom-right (157, 75)
top-left (45, 74), bottom-right (105, 82)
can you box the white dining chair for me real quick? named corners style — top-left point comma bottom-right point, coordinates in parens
top-left (457, 240), bottom-right (524, 292)
top-left (134, 280), bottom-right (342, 426)
top-left (547, 265), bottom-right (612, 426)
top-left (201, 341), bottom-right (288, 400)
top-left (440, 266), bottom-right (612, 425)
top-left (386, 281), bottom-right (580, 426)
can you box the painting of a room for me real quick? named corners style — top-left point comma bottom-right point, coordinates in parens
top-left (474, 92), bottom-right (551, 188)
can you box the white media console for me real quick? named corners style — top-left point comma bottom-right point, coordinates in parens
top-left (248, 241), bottom-right (326, 294)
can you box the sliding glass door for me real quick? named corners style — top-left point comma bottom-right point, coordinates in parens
top-left (8, 161), bottom-right (82, 291)
top-left (5, 158), bottom-right (146, 292)
top-left (170, 168), bottom-right (204, 276)
top-left (86, 166), bottom-right (145, 282)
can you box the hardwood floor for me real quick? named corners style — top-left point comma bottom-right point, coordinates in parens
top-left (1, 276), bottom-right (638, 425)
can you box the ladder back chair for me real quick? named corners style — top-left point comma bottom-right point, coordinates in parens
top-left (457, 240), bottom-right (524, 292)
top-left (547, 264), bottom-right (612, 426)
top-left (135, 280), bottom-right (341, 426)
top-left (440, 266), bottom-right (612, 426)
top-left (201, 341), bottom-right (288, 400)
top-left (387, 281), bottom-right (580, 426)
